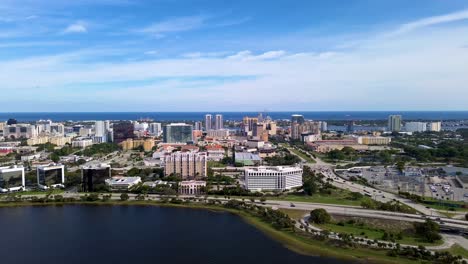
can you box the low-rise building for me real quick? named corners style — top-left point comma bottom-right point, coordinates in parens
top-left (235, 152), bottom-right (261, 166)
top-left (105, 176), bottom-right (141, 191)
top-left (307, 140), bottom-right (368, 153)
top-left (0, 165), bottom-right (25, 192)
top-left (37, 164), bottom-right (65, 189)
top-left (244, 166), bottom-right (303, 191)
top-left (120, 138), bottom-right (155, 152)
top-left (357, 136), bottom-right (391, 145)
top-left (72, 138), bottom-right (94, 148)
top-left (205, 145), bottom-right (225, 161)
top-left (179, 180), bottom-right (206, 195)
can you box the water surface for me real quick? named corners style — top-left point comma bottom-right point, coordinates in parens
top-left (0, 205), bottom-right (347, 264)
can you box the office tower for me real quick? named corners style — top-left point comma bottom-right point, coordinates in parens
top-left (291, 114), bottom-right (305, 124)
top-left (215, 114), bottom-right (223, 130)
top-left (194, 121), bottom-right (203, 131)
top-left (242, 116), bottom-right (258, 134)
top-left (253, 123), bottom-right (264, 137)
top-left (245, 166), bottom-right (303, 191)
top-left (81, 163), bottom-right (111, 192)
top-left (163, 123), bottom-right (193, 143)
top-left (320, 121), bottom-right (328, 132)
top-left (104, 120), bottom-right (110, 131)
top-left (50, 123), bottom-right (64, 136)
top-left (428, 122), bottom-right (442, 132)
top-left (405, 122), bottom-right (427, 133)
top-left (149, 123), bottom-right (162, 136)
top-left (0, 165), bottom-right (25, 192)
top-left (95, 121), bottom-right (105, 137)
top-left (113, 121), bottom-right (134, 144)
top-left (205, 114), bottom-right (212, 131)
top-left (37, 164), bottom-right (65, 189)
top-left (388, 115), bottom-right (402, 132)
top-left (347, 121), bottom-right (355, 133)
top-left (290, 121), bottom-right (320, 140)
top-left (163, 152), bottom-right (207, 179)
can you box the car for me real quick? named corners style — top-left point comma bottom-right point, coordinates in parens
top-left (290, 203), bottom-right (296, 207)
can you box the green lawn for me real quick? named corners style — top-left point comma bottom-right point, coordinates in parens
top-left (442, 244), bottom-right (468, 258)
top-left (0, 189), bottom-right (64, 196)
top-left (271, 189), bottom-right (369, 207)
top-left (288, 148), bottom-right (316, 163)
top-left (317, 222), bottom-right (443, 247)
top-left (279, 208), bottom-right (310, 220)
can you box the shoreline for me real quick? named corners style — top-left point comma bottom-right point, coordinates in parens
top-left (0, 200), bottom-right (424, 264)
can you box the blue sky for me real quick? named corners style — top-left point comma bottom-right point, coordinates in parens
top-left (1, 0), bottom-right (468, 111)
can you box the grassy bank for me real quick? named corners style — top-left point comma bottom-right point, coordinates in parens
top-left (270, 189), bottom-right (370, 206)
top-left (288, 148), bottom-right (316, 163)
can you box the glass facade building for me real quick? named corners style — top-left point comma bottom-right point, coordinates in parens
top-left (163, 123), bottom-right (193, 143)
top-left (81, 164), bottom-right (111, 192)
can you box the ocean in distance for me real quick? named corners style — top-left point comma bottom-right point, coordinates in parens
top-left (0, 111), bottom-right (468, 122)
top-left (0, 205), bottom-right (346, 264)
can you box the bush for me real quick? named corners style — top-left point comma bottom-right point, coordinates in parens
top-left (120, 193), bottom-right (129, 201)
top-left (309, 208), bottom-right (331, 224)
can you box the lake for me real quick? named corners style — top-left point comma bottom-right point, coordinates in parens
top-left (0, 205), bottom-right (347, 264)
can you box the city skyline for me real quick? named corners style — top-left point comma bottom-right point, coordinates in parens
top-left (1, 1), bottom-right (468, 111)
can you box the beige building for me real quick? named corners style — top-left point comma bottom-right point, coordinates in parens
top-left (357, 136), bottom-right (391, 145)
top-left (163, 152), bottom-right (207, 179)
top-left (27, 136), bottom-right (72, 147)
top-left (179, 180), bottom-right (206, 195)
top-left (120, 138), bottom-right (155, 152)
top-left (307, 140), bottom-right (368, 153)
top-left (291, 121), bottom-right (320, 140)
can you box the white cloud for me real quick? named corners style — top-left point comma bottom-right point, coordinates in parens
top-left (63, 21), bottom-right (87, 34)
top-left (139, 16), bottom-right (205, 36)
top-left (390, 9), bottom-right (468, 36)
top-left (144, 50), bottom-right (158, 55)
top-left (227, 50), bottom-right (286, 60)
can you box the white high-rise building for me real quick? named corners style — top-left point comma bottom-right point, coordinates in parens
top-left (215, 114), bottom-right (223, 130)
top-left (149, 123), bottom-right (162, 136)
top-left (244, 166), bottom-right (303, 191)
top-left (95, 121), bottom-right (105, 137)
top-left (205, 114), bottom-right (213, 131)
top-left (428, 122), bottom-right (442, 132)
top-left (405, 122), bottom-right (427, 133)
top-left (388, 115), bottom-right (402, 132)
top-left (194, 121), bottom-right (203, 131)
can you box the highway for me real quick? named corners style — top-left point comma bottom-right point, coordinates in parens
top-left (288, 146), bottom-right (443, 217)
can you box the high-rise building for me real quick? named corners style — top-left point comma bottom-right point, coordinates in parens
top-left (290, 121), bottom-right (320, 140)
top-left (291, 114), bottom-right (305, 124)
top-left (163, 152), bottom-right (207, 179)
top-left (215, 114), bottom-right (223, 130)
top-left (245, 166), bottom-right (303, 191)
top-left (428, 122), bottom-right (442, 132)
top-left (149, 123), bottom-right (162, 136)
top-left (405, 122), bottom-right (427, 133)
top-left (205, 114), bottom-right (213, 131)
top-left (81, 163), bottom-right (111, 192)
top-left (0, 165), bottom-right (25, 192)
top-left (242, 116), bottom-right (259, 135)
top-left (112, 122), bottom-right (134, 144)
top-left (388, 115), bottom-right (402, 132)
top-left (163, 123), bottom-right (193, 143)
top-left (253, 123), bottom-right (264, 138)
top-left (95, 121), bottom-right (105, 137)
top-left (37, 164), bottom-right (65, 189)
top-left (320, 121), bottom-right (328, 132)
top-left (194, 121), bottom-right (203, 131)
